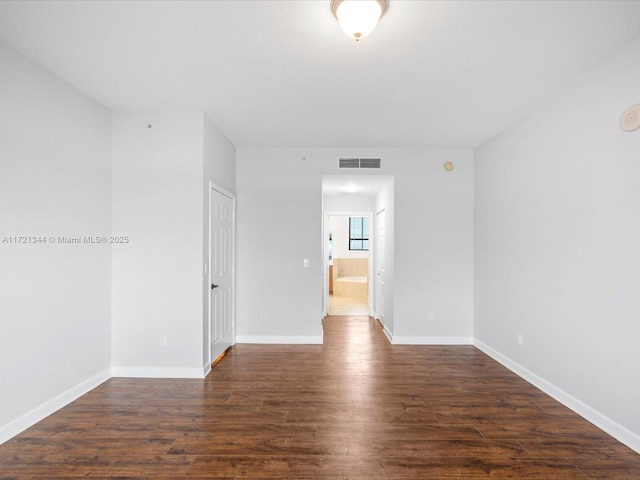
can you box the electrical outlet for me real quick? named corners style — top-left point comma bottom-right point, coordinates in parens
top-left (160, 334), bottom-right (168, 346)
top-left (261, 312), bottom-right (267, 321)
top-left (517, 333), bottom-right (523, 345)
top-left (427, 312), bottom-right (435, 322)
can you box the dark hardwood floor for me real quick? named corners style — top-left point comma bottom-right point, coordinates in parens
top-left (1, 315), bottom-right (639, 478)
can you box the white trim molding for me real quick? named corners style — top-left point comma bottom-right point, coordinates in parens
top-left (391, 335), bottom-right (473, 345)
top-left (236, 335), bottom-right (323, 345)
top-left (473, 339), bottom-right (640, 455)
top-left (111, 366), bottom-right (208, 379)
top-left (382, 325), bottom-right (393, 343)
top-left (0, 368), bottom-right (111, 445)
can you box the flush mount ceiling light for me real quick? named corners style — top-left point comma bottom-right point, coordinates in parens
top-left (331, 0), bottom-right (389, 41)
top-left (342, 183), bottom-right (362, 193)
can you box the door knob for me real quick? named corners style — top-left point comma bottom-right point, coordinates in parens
top-left (211, 284), bottom-right (220, 289)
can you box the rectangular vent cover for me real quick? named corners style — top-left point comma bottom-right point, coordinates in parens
top-left (339, 158), bottom-right (360, 168)
top-left (338, 157), bottom-right (381, 169)
top-left (359, 158), bottom-right (381, 169)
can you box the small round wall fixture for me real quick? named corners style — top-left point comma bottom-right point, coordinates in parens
top-left (444, 161), bottom-right (454, 171)
top-left (620, 104), bottom-right (640, 132)
top-left (331, 0), bottom-right (389, 41)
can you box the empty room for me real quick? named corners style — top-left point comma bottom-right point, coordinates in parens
top-left (1, 0), bottom-right (639, 478)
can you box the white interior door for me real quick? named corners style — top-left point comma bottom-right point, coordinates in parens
top-left (210, 186), bottom-right (234, 364)
top-left (375, 209), bottom-right (386, 325)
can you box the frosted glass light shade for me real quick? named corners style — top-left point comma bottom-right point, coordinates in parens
top-left (332, 0), bottom-right (388, 41)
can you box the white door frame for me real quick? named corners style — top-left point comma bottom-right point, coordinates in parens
top-left (207, 182), bottom-right (236, 367)
top-left (374, 207), bottom-right (386, 326)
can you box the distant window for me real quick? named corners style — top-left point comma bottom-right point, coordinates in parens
top-left (349, 217), bottom-right (369, 251)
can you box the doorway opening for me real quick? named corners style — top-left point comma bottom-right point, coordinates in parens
top-left (327, 214), bottom-right (371, 316)
top-left (321, 175), bottom-right (393, 333)
top-left (208, 183), bottom-right (236, 368)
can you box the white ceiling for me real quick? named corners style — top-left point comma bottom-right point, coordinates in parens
top-left (1, 1), bottom-right (639, 148)
top-left (322, 174), bottom-right (392, 195)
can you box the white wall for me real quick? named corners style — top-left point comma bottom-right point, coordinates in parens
top-left (0, 42), bottom-right (112, 442)
top-left (204, 115), bottom-right (236, 196)
top-left (236, 148), bottom-right (473, 344)
top-left (111, 112), bottom-right (205, 377)
top-left (474, 36), bottom-right (640, 451)
top-left (235, 151), bottom-right (323, 343)
top-left (323, 194), bottom-right (377, 214)
top-left (392, 154), bottom-right (474, 342)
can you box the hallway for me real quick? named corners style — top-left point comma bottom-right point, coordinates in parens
top-left (0, 316), bottom-right (638, 478)
top-left (327, 293), bottom-right (369, 315)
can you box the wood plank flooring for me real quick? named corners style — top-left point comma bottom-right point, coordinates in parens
top-left (1, 315), bottom-right (639, 478)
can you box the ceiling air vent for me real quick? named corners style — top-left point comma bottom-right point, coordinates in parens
top-left (338, 157), bottom-right (381, 169)
top-left (359, 158), bottom-right (381, 169)
top-left (339, 158), bottom-right (360, 169)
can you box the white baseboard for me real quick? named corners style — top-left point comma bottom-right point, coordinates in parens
top-left (382, 325), bottom-right (393, 343)
top-left (473, 339), bottom-right (640, 454)
top-left (236, 335), bottom-right (322, 344)
top-left (111, 366), bottom-right (207, 379)
top-left (391, 335), bottom-right (473, 345)
top-left (0, 368), bottom-right (111, 446)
